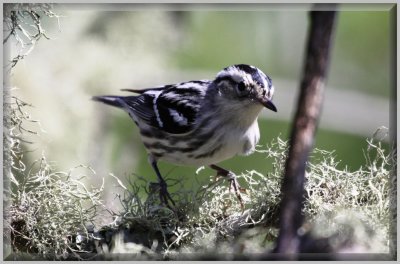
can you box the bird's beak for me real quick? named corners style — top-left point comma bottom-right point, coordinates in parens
top-left (264, 100), bottom-right (277, 112)
top-left (258, 97), bottom-right (277, 112)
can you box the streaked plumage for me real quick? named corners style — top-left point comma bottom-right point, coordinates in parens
top-left (93, 64), bottom-right (277, 208)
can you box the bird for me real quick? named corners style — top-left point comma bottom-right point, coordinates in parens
top-left (92, 64), bottom-right (277, 209)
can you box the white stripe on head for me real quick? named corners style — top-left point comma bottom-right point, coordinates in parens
top-left (216, 65), bottom-right (253, 85)
top-left (260, 71), bottom-right (270, 90)
top-left (269, 85), bottom-right (275, 98)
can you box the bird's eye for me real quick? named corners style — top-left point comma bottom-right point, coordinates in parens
top-left (236, 82), bottom-right (248, 96)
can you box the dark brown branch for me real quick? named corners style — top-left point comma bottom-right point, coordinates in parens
top-left (274, 6), bottom-right (337, 257)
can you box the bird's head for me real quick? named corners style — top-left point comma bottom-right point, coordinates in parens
top-left (213, 64), bottom-right (277, 112)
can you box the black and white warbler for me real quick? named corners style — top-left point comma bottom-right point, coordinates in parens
top-left (93, 64), bottom-right (277, 208)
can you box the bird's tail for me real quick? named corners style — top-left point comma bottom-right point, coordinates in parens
top-left (92, 95), bottom-right (124, 108)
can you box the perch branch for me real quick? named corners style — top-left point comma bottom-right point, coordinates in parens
top-left (274, 6), bottom-right (337, 258)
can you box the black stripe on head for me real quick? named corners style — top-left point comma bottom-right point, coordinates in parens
top-left (214, 75), bottom-right (237, 85)
top-left (234, 64), bottom-right (258, 75)
top-left (234, 64), bottom-right (270, 88)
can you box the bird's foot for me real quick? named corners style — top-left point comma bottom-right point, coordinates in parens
top-left (209, 164), bottom-right (246, 211)
top-left (158, 179), bottom-right (176, 209)
top-left (148, 158), bottom-right (176, 210)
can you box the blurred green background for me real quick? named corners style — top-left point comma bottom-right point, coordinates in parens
top-left (9, 4), bottom-right (393, 207)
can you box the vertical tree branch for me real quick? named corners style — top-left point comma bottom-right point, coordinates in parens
top-left (274, 6), bottom-right (337, 257)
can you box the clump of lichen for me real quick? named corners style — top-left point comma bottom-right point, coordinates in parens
top-left (4, 95), bottom-right (104, 260)
top-left (104, 130), bottom-right (394, 260)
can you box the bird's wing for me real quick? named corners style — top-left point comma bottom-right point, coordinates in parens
top-left (121, 81), bottom-right (210, 134)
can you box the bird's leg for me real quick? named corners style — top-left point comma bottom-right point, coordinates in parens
top-left (209, 164), bottom-right (245, 210)
top-left (148, 155), bottom-right (176, 208)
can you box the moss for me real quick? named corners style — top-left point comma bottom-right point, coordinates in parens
top-left (104, 130), bottom-right (394, 259)
top-left (5, 92), bottom-right (394, 260)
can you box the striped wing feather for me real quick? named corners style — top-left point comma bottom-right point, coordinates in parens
top-left (121, 81), bottom-right (209, 134)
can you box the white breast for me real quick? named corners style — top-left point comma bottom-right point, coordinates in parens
top-left (238, 120), bottom-right (260, 156)
top-left (161, 119), bottom-right (261, 167)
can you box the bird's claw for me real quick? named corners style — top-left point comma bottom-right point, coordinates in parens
top-left (210, 164), bottom-right (245, 211)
